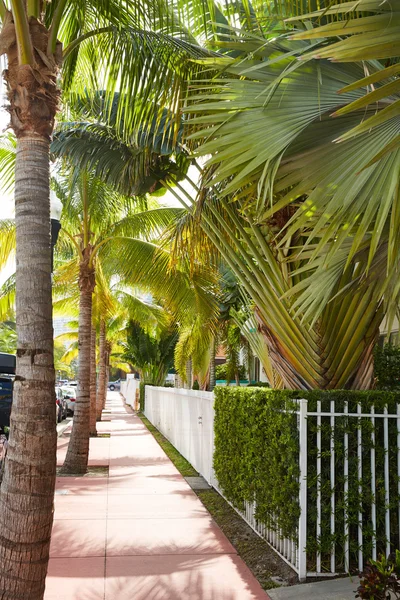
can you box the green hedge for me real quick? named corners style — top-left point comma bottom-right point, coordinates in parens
top-left (139, 381), bottom-right (146, 412)
top-left (213, 387), bottom-right (400, 573)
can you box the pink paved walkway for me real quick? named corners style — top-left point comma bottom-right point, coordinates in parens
top-left (45, 392), bottom-right (269, 600)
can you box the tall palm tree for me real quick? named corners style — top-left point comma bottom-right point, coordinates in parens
top-left (178, 2), bottom-right (399, 389)
top-left (0, 0), bottom-right (219, 595)
top-left (49, 171), bottom-right (184, 473)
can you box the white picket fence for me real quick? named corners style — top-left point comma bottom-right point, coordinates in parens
top-left (120, 375), bottom-right (140, 410)
top-left (143, 386), bottom-right (400, 581)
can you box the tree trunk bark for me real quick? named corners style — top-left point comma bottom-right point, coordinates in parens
top-left (209, 336), bottom-right (216, 391)
top-left (96, 320), bottom-right (106, 421)
top-left (103, 342), bottom-right (111, 410)
top-left (60, 250), bottom-right (95, 474)
top-left (89, 326), bottom-right (97, 437)
top-left (256, 309), bottom-right (382, 390)
top-left (0, 136), bottom-right (56, 600)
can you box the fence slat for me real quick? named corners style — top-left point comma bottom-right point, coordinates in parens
top-left (330, 400), bottom-right (335, 574)
top-left (397, 404), bottom-right (400, 552)
top-left (344, 401), bottom-right (349, 571)
top-left (317, 399), bottom-right (321, 574)
top-left (357, 402), bottom-right (363, 573)
top-left (371, 405), bottom-right (377, 562)
top-left (298, 398), bottom-right (308, 582)
top-left (384, 405), bottom-right (391, 557)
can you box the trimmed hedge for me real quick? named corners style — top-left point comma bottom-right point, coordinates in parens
top-left (213, 387), bottom-right (400, 573)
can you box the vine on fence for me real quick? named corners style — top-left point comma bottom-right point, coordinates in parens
top-left (213, 388), bottom-right (400, 573)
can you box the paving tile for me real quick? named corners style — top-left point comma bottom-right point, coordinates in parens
top-left (45, 557), bottom-right (105, 600)
top-left (50, 519), bottom-right (106, 558)
top-left (107, 494), bottom-right (209, 520)
top-left (108, 463), bottom-right (181, 478)
top-left (54, 494), bottom-right (108, 520)
top-left (57, 437), bottom-right (110, 466)
top-left (107, 474), bottom-right (191, 495)
top-left (267, 578), bottom-right (356, 600)
top-left (55, 477), bottom-right (109, 495)
top-left (47, 393), bottom-right (272, 600)
top-left (106, 517), bottom-right (236, 556)
top-left (105, 554), bottom-right (268, 600)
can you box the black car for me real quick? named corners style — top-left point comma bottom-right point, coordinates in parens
top-left (0, 352), bottom-right (15, 433)
top-left (0, 376), bottom-right (13, 432)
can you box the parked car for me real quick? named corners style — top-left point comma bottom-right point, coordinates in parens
top-left (108, 379), bottom-right (121, 391)
top-left (67, 381), bottom-right (78, 387)
top-left (61, 387), bottom-right (77, 415)
top-left (0, 353), bottom-right (15, 433)
top-left (0, 377), bottom-right (13, 433)
top-left (55, 387), bottom-right (68, 422)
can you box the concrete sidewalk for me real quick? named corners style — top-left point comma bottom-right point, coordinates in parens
top-left (268, 578), bottom-right (357, 600)
top-left (45, 392), bottom-right (268, 600)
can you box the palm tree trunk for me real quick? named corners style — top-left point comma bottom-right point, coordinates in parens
top-left (0, 136), bottom-right (57, 599)
top-left (96, 320), bottom-right (106, 421)
top-left (103, 342), bottom-right (111, 410)
top-left (209, 336), bottom-right (216, 391)
top-left (185, 359), bottom-right (192, 389)
top-left (89, 326), bottom-right (97, 437)
top-left (61, 249), bottom-right (95, 474)
top-left (256, 311), bottom-right (381, 390)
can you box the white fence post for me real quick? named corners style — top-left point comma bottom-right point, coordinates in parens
top-left (298, 398), bottom-right (308, 582)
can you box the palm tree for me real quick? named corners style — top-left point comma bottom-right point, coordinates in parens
top-left (49, 170), bottom-right (184, 473)
top-left (0, 0), bottom-right (220, 594)
top-left (177, 1), bottom-right (399, 389)
top-left (121, 320), bottom-right (178, 386)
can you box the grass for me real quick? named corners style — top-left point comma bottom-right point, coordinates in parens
top-left (56, 465), bottom-right (109, 477)
top-left (138, 413), bottom-right (198, 477)
top-left (137, 412), bottom-right (296, 591)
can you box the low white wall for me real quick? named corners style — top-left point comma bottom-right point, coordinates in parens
top-left (144, 386), bottom-right (215, 485)
top-left (120, 375), bottom-right (139, 409)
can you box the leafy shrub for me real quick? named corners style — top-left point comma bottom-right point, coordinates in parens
top-left (216, 363), bottom-right (247, 380)
top-left (192, 380), bottom-right (200, 390)
top-left (214, 387), bottom-right (400, 572)
top-left (356, 552), bottom-right (400, 599)
top-left (214, 387), bottom-right (301, 538)
top-left (247, 381), bottom-right (270, 388)
top-left (374, 344), bottom-right (400, 389)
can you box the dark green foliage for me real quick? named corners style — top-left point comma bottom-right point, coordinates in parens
top-left (356, 552), bottom-right (400, 599)
top-left (374, 344), bottom-right (400, 390)
top-left (192, 380), bottom-right (200, 390)
top-left (122, 321), bottom-right (178, 388)
top-left (247, 381), bottom-right (270, 388)
top-left (214, 387), bottom-right (400, 573)
top-left (216, 363), bottom-right (247, 381)
top-left (214, 387), bottom-right (301, 538)
top-left (139, 381), bottom-right (147, 412)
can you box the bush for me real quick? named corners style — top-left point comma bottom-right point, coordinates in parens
top-left (139, 381), bottom-right (147, 412)
top-left (213, 387), bottom-right (400, 573)
top-left (356, 552), bottom-right (400, 599)
top-left (246, 381), bottom-right (270, 388)
top-left (374, 344), bottom-right (400, 389)
top-left (214, 387), bottom-right (301, 538)
top-left (216, 363), bottom-right (247, 380)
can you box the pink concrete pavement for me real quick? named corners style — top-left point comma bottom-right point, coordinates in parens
top-left (45, 392), bottom-right (269, 600)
